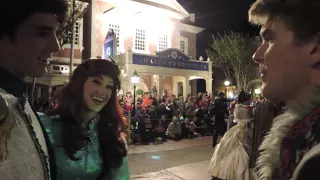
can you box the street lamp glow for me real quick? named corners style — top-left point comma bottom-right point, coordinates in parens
top-left (254, 88), bottom-right (261, 95)
top-left (131, 70), bottom-right (140, 84)
top-left (224, 80), bottom-right (230, 86)
top-left (229, 92), bottom-right (234, 99)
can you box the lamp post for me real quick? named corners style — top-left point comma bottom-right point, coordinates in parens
top-left (127, 70), bottom-right (139, 145)
top-left (224, 80), bottom-right (230, 98)
top-left (130, 70), bottom-right (140, 116)
top-left (254, 88), bottom-right (261, 98)
top-left (69, 0), bottom-right (76, 79)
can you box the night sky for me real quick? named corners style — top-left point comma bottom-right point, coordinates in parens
top-left (177, 0), bottom-right (259, 59)
top-left (176, 0), bottom-right (259, 93)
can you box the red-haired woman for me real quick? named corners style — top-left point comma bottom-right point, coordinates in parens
top-left (46, 59), bottom-right (129, 179)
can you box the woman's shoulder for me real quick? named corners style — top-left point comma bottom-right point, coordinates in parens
top-left (39, 113), bottom-right (64, 125)
top-left (38, 113), bottom-right (64, 145)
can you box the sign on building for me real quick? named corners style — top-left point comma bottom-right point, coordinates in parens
top-left (103, 29), bottom-right (117, 62)
top-left (133, 48), bottom-right (209, 71)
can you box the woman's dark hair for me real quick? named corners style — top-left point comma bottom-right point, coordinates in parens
top-left (56, 59), bottom-right (127, 175)
top-left (218, 92), bottom-right (225, 97)
top-left (238, 91), bottom-right (251, 104)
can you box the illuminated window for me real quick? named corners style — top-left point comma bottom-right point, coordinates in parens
top-left (134, 29), bottom-right (146, 51)
top-left (158, 34), bottom-right (168, 51)
top-left (63, 19), bottom-right (83, 49)
top-left (65, 21), bottom-right (80, 45)
top-left (109, 24), bottom-right (121, 54)
top-left (180, 36), bottom-right (188, 54)
top-left (73, 21), bottom-right (80, 45)
top-left (180, 40), bottom-right (185, 52)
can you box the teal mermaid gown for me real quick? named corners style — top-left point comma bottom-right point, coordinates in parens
top-left (39, 114), bottom-right (129, 180)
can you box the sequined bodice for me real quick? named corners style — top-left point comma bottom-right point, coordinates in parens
top-left (43, 115), bottom-right (103, 180)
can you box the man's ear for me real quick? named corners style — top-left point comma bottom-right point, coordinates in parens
top-left (309, 34), bottom-right (320, 69)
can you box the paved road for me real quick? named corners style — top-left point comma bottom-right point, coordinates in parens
top-left (130, 160), bottom-right (212, 180)
top-left (128, 136), bottom-right (213, 154)
top-left (128, 144), bottom-right (213, 175)
top-left (128, 137), bottom-right (214, 179)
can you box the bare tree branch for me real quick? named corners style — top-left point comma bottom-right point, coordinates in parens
top-left (56, 0), bottom-right (89, 47)
top-left (206, 31), bottom-right (260, 91)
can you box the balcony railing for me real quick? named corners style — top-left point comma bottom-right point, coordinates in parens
top-left (47, 64), bottom-right (78, 75)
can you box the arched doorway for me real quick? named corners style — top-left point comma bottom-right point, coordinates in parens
top-left (188, 76), bottom-right (208, 95)
top-left (197, 79), bottom-right (206, 93)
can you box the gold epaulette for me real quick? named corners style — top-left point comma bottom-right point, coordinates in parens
top-left (0, 94), bottom-right (11, 162)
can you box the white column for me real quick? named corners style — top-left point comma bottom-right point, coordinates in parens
top-left (48, 86), bottom-right (52, 100)
top-left (183, 77), bottom-right (188, 100)
top-left (126, 55), bottom-right (134, 94)
top-left (151, 74), bottom-right (156, 87)
top-left (36, 88), bottom-right (42, 99)
top-left (206, 78), bottom-right (213, 94)
top-left (157, 75), bottom-right (164, 100)
top-left (207, 61), bottom-right (213, 94)
top-left (185, 76), bottom-right (191, 96)
top-left (90, 0), bottom-right (97, 58)
top-left (172, 76), bottom-right (178, 96)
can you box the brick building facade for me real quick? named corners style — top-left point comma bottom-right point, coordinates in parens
top-left (26, 0), bottom-right (212, 106)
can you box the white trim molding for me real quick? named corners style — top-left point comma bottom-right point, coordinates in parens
top-left (178, 23), bottom-right (204, 34)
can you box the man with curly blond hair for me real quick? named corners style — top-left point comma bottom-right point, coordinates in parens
top-left (249, 0), bottom-right (320, 179)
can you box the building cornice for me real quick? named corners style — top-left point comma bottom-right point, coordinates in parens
top-left (101, 0), bottom-right (189, 20)
top-left (178, 23), bottom-right (204, 34)
top-left (170, 0), bottom-right (189, 16)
